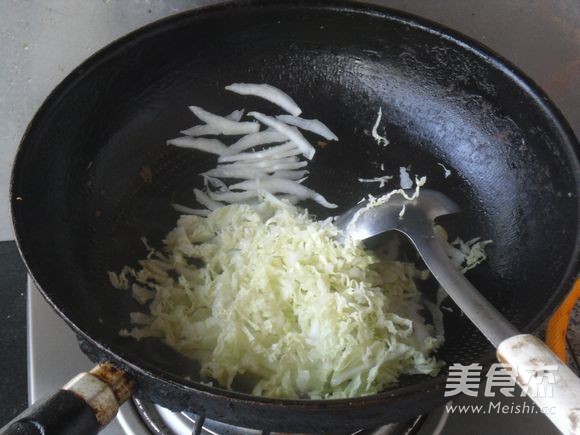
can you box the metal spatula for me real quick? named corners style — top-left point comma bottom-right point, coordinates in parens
top-left (335, 189), bottom-right (580, 435)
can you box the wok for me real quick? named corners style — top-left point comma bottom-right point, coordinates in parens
top-left (5, 0), bottom-right (580, 433)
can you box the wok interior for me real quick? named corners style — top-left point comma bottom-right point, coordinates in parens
top-left (13, 3), bottom-right (578, 400)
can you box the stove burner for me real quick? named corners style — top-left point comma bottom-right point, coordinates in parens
top-left (132, 397), bottom-right (428, 435)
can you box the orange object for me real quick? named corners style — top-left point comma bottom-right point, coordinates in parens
top-left (545, 279), bottom-right (580, 361)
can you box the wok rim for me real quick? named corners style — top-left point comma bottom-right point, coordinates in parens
top-left (10, 0), bottom-right (580, 410)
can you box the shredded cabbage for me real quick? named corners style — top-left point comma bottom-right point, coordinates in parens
top-left (113, 200), bottom-right (441, 399)
top-left (437, 162), bottom-right (452, 178)
top-left (434, 225), bottom-right (493, 273)
top-left (371, 108), bottom-right (389, 146)
top-left (357, 175), bottom-right (393, 188)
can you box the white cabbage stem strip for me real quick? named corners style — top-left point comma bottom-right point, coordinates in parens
top-left (223, 130), bottom-right (287, 156)
top-left (194, 189), bottom-right (224, 211)
top-left (210, 159), bottom-right (307, 175)
top-left (172, 203), bottom-right (211, 216)
top-left (276, 115), bottom-right (338, 141)
top-left (218, 142), bottom-right (300, 163)
top-left (257, 190), bottom-right (299, 210)
top-left (208, 189), bottom-right (261, 203)
top-left (203, 176), bottom-right (229, 192)
top-left (225, 83), bottom-right (302, 116)
top-left (225, 109), bottom-right (245, 121)
top-left (180, 124), bottom-right (238, 137)
top-left (234, 159), bottom-right (307, 171)
top-left (203, 166), bottom-right (270, 180)
top-left (202, 166), bottom-right (307, 181)
top-left (184, 106), bottom-right (259, 136)
top-left (248, 112), bottom-right (315, 160)
top-left (229, 177), bottom-right (337, 209)
top-left (168, 85), bottom-right (343, 212)
top-left (167, 137), bottom-right (228, 155)
top-left (272, 170), bottom-right (309, 180)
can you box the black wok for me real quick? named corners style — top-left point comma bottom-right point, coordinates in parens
top-left (5, 0), bottom-right (580, 433)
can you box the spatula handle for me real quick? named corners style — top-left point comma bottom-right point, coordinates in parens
top-left (498, 334), bottom-right (580, 435)
top-left (415, 234), bottom-right (580, 434)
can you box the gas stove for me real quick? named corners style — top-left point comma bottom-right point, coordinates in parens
top-left (27, 279), bottom-right (447, 435)
top-left (27, 279), bottom-right (558, 435)
top-left (27, 280), bottom-right (449, 434)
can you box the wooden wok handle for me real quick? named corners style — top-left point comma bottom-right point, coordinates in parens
top-left (0, 363), bottom-right (135, 435)
top-left (497, 334), bottom-right (580, 435)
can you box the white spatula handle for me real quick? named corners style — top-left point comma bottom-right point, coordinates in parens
top-left (497, 334), bottom-right (580, 435)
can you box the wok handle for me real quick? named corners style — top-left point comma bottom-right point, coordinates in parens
top-left (0, 363), bottom-right (135, 435)
top-left (497, 334), bottom-right (580, 435)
